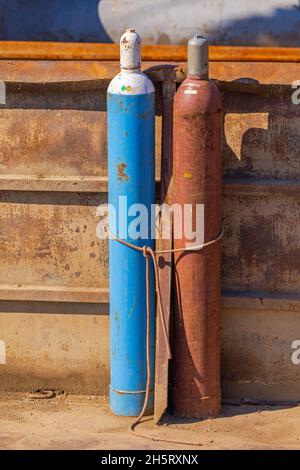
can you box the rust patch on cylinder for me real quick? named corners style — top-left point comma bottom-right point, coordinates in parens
top-left (117, 162), bottom-right (129, 181)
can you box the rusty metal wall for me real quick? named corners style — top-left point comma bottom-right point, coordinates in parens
top-left (0, 60), bottom-right (299, 400)
top-left (222, 90), bottom-right (300, 294)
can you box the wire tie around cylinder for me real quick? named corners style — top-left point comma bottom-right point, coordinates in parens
top-left (142, 246), bottom-right (150, 258)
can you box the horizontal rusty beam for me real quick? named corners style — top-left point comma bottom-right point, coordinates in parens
top-left (210, 46), bottom-right (300, 63)
top-left (0, 175), bottom-right (107, 192)
top-left (223, 179), bottom-right (300, 197)
top-left (0, 60), bottom-right (297, 87)
top-left (2, 175), bottom-right (299, 195)
top-left (1, 284), bottom-right (299, 312)
top-left (0, 60), bottom-right (175, 84)
top-left (1, 42), bottom-right (300, 63)
top-left (222, 292), bottom-right (300, 312)
top-left (0, 285), bottom-right (109, 303)
top-left (0, 42), bottom-right (185, 61)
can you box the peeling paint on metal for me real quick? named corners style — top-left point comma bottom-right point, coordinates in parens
top-left (117, 162), bottom-right (129, 182)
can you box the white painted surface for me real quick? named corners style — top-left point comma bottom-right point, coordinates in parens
top-left (108, 71), bottom-right (154, 95)
top-left (99, 0), bottom-right (300, 46)
top-left (120, 29), bottom-right (141, 71)
top-left (108, 28), bottom-right (154, 96)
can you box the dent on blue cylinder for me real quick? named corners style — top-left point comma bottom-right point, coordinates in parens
top-left (108, 92), bottom-right (155, 416)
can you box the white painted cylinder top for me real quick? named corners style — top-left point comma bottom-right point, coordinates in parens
top-left (120, 28), bottom-right (141, 72)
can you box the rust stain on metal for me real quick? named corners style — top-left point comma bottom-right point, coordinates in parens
top-left (0, 192), bottom-right (106, 297)
top-left (117, 162), bottom-right (129, 182)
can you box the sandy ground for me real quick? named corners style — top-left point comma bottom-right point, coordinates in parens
top-left (0, 393), bottom-right (300, 450)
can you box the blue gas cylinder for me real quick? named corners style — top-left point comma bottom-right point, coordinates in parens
top-left (107, 29), bottom-right (156, 416)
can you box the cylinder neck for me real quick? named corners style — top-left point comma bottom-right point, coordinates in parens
top-left (120, 28), bottom-right (141, 72)
top-left (187, 34), bottom-right (208, 79)
top-left (187, 72), bottom-right (209, 81)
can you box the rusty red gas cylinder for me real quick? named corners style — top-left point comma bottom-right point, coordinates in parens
top-left (171, 35), bottom-right (223, 418)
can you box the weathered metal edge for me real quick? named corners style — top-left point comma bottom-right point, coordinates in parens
top-left (222, 292), bottom-right (300, 312)
top-left (1, 177), bottom-right (299, 194)
top-left (1, 42), bottom-right (300, 63)
top-left (0, 60), bottom-right (299, 87)
top-left (0, 286), bottom-right (299, 311)
top-left (0, 285), bottom-right (109, 303)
